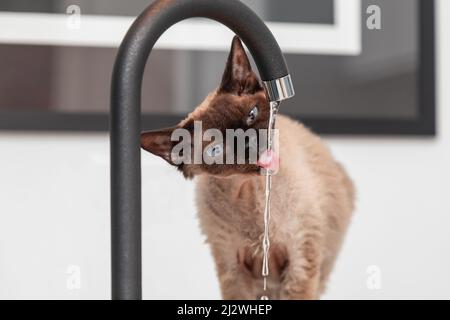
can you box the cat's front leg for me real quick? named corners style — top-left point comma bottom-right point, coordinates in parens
top-left (209, 244), bottom-right (256, 300)
top-left (280, 236), bottom-right (322, 300)
top-left (219, 271), bottom-right (255, 300)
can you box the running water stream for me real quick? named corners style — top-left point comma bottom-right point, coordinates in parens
top-left (260, 100), bottom-right (280, 300)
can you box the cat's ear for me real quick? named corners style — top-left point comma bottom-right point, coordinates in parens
top-left (141, 127), bottom-right (177, 165)
top-left (219, 36), bottom-right (262, 95)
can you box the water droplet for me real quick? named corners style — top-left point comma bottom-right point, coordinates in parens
top-left (261, 295), bottom-right (269, 300)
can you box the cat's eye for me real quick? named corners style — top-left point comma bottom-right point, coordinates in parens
top-left (246, 106), bottom-right (259, 125)
top-left (206, 144), bottom-right (223, 158)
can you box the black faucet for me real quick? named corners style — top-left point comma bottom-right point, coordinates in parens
top-left (110, 0), bottom-right (295, 300)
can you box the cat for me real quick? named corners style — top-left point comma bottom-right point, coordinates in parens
top-left (141, 36), bottom-right (355, 300)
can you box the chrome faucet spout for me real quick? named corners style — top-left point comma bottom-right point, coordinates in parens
top-left (263, 75), bottom-right (295, 102)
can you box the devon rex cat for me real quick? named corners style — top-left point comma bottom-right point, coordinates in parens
top-left (141, 36), bottom-right (355, 300)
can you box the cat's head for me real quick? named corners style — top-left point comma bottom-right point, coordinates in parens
top-left (141, 36), bottom-right (273, 179)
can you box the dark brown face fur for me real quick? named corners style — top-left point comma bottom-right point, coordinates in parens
top-left (141, 36), bottom-right (270, 179)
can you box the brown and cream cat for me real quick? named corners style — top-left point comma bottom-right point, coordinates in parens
top-left (141, 36), bottom-right (355, 300)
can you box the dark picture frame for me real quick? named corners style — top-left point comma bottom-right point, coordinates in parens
top-left (0, 0), bottom-right (435, 135)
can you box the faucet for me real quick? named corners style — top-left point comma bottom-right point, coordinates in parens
top-left (110, 0), bottom-right (295, 300)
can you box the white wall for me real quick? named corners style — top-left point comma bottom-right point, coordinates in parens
top-left (0, 1), bottom-right (448, 299)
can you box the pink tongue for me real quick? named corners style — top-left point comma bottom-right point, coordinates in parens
top-left (257, 150), bottom-right (280, 171)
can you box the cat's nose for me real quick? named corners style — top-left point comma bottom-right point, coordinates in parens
top-left (257, 150), bottom-right (279, 172)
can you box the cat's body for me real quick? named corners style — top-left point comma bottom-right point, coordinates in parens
top-left (141, 36), bottom-right (355, 300)
top-left (196, 115), bottom-right (354, 299)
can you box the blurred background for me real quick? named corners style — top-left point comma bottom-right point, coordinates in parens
top-left (0, 0), bottom-right (448, 299)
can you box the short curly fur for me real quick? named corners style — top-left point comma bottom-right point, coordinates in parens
top-left (141, 37), bottom-right (355, 299)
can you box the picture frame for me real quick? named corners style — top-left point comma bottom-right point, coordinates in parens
top-left (0, 0), bottom-right (435, 135)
